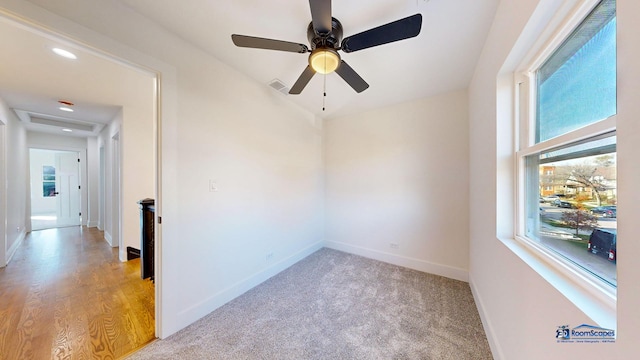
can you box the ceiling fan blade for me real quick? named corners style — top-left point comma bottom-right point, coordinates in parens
top-left (231, 34), bottom-right (308, 53)
top-left (309, 0), bottom-right (332, 34)
top-left (289, 66), bottom-right (316, 94)
top-left (334, 60), bottom-right (369, 93)
top-left (341, 14), bottom-right (422, 53)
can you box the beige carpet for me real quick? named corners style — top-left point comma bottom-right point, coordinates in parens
top-left (127, 248), bottom-right (493, 359)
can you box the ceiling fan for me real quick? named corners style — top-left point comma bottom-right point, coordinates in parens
top-left (231, 0), bottom-right (422, 95)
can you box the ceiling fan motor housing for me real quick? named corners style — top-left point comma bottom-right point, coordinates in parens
top-left (307, 17), bottom-right (343, 50)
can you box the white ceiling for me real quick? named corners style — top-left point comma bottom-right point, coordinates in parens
top-left (0, 0), bottom-right (499, 137)
top-left (116, 0), bottom-right (499, 119)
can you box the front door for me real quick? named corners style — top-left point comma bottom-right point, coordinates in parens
top-left (55, 151), bottom-right (81, 227)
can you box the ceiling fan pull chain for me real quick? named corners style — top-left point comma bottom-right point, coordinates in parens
top-left (323, 74), bottom-right (327, 111)
top-left (322, 59), bottom-right (327, 111)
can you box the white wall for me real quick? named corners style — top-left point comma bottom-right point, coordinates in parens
top-left (97, 111), bottom-right (121, 247)
top-left (168, 40), bottom-right (324, 335)
top-left (0, 0), bottom-right (325, 337)
top-left (1, 96), bottom-right (28, 265)
top-left (616, 0), bottom-right (640, 354)
top-left (324, 90), bottom-right (469, 281)
top-left (120, 101), bottom-right (155, 261)
top-left (469, 0), bottom-right (638, 359)
top-left (86, 137), bottom-right (99, 227)
top-left (0, 122), bottom-right (5, 266)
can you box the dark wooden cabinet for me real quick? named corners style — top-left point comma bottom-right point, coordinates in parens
top-left (138, 198), bottom-right (155, 281)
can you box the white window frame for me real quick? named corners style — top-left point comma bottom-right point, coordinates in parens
top-left (512, 0), bottom-right (616, 327)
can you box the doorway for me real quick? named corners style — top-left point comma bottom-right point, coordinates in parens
top-left (0, 6), bottom-right (161, 343)
top-left (29, 149), bottom-right (81, 230)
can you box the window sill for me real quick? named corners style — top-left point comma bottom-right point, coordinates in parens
top-left (498, 236), bottom-right (616, 330)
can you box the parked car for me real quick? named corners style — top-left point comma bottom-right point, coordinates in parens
top-left (552, 199), bottom-right (576, 208)
top-left (542, 195), bottom-right (560, 202)
top-left (590, 206), bottom-right (617, 218)
top-left (587, 228), bottom-right (617, 262)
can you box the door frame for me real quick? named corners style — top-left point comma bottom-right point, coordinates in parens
top-left (99, 146), bottom-right (105, 231)
top-left (28, 148), bottom-right (82, 230)
top-left (0, 123), bottom-right (6, 266)
top-left (27, 146), bottom-right (87, 231)
top-left (111, 132), bottom-right (122, 259)
top-left (0, 7), bottom-right (167, 338)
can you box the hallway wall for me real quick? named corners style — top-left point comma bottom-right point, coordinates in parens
top-left (97, 112), bottom-right (119, 248)
top-left (86, 137), bottom-right (99, 228)
top-left (0, 96), bottom-right (28, 266)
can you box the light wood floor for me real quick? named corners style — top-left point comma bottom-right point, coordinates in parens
top-left (0, 226), bottom-right (155, 359)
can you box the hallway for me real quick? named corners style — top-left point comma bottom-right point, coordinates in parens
top-left (0, 227), bottom-right (155, 359)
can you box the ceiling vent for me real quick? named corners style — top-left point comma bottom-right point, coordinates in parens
top-left (268, 79), bottom-right (290, 95)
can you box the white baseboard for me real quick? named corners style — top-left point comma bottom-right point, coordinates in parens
top-left (325, 240), bottom-right (469, 282)
top-left (5, 229), bottom-right (26, 265)
top-left (469, 274), bottom-right (503, 360)
top-left (87, 220), bottom-right (99, 228)
top-left (168, 240), bottom-right (324, 337)
top-left (104, 231), bottom-right (113, 246)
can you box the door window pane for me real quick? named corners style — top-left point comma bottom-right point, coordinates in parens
top-left (43, 165), bottom-right (56, 197)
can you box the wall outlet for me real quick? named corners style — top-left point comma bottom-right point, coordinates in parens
top-left (390, 243), bottom-right (399, 249)
top-left (266, 252), bottom-right (274, 261)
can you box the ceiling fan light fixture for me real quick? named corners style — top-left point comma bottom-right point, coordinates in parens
top-left (309, 48), bottom-right (340, 74)
top-left (230, 1), bottom-right (422, 94)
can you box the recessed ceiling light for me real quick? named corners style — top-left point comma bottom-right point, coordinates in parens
top-left (59, 107), bottom-right (74, 112)
top-left (62, 129), bottom-right (73, 132)
top-left (52, 48), bottom-right (77, 59)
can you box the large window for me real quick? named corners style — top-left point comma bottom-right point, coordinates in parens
top-left (517, 0), bottom-right (617, 289)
